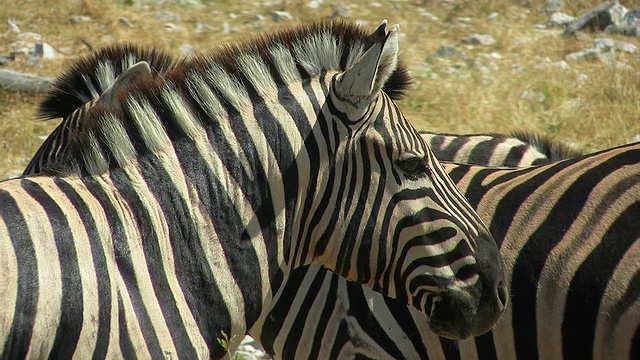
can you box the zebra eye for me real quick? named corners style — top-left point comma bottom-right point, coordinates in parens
top-left (397, 156), bottom-right (429, 179)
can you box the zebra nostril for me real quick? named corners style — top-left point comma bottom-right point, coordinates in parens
top-left (497, 282), bottom-right (508, 309)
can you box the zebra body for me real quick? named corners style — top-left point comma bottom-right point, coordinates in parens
top-left (3, 20), bottom-right (506, 358)
top-left (251, 136), bottom-right (640, 359)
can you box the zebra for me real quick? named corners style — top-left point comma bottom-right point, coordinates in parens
top-left (419, 130), bottom-right (582, 167)
top-left (249, 135), bottom-right (640, 359)
top-left (1, 20), bottom-right (507, 358)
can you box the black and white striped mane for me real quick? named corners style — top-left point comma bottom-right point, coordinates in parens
top-left (509, 130), bottom-right (583, 162)
top-left (36, 20), bottom-right (413, 176)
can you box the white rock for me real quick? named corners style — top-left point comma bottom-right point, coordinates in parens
top-left (271, 10), bottom-right (293, 21)
top-left (594, 37), bottom-right (616, 51)
top-left (460, 34), bottom-right (496, 46)
top-left (614, 41), bottom-right (638, 54)
top-left (552, 60), bottom-right (571, 70)
top-left (119, 16), bottom-right (134, 28)
top-left (7, 18), bottom-right (20, 33)
top-left (521, 91), bottom-right (545, 102)
top-left (33, 42), bottom-right (56, 60)
top-left (70, 15), bottom-right (92, 24)
top-left (155, 11), bottom-right (180, 21)
top-left (548, 12), bottom-right (574, 27)
top-left (487, 12), bottom-right (499, 21)
top-left (17, 32), bottom-right (42, 41)
top-left (632, 134), bottom-right (640, 143)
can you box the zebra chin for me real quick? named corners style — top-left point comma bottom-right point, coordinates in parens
top-left (412, 233), bottom-right (508, 339)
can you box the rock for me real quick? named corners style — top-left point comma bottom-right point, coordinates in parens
top-left (164, 22), bottom-right (186, 32)
top-left (271, 10), bottom-right (293, 22)
top-left (155, 11), bottom-right (180, 22)
top-left (605, 24), bottom-right (640, 37)
top-left (521, 91), bottom-right (545, 102)
top-left (33, 43), bottom-right (56, 60)
top-left (7, 18), bottom-right (20, 33)
top-left (594, 37), bottom-right (616, 51)
top-left (17, 32), bottom-right (42, 41)
top-left (577, 73), bottom-right (589, 82)
top-left (553, 60), bottom-right (571, 70)
top-left (332, 6), bottom-right (351, 18)
top-left (417, 9), bottom-right (440, 22)
top-left (566, 48), bottom-right (616, 63)
top-left (306, 0), bottom-right (322, 9)
top-left (460, 34), bottom-right (496, 46)
top-left (69, 15), bottom-right (92, 24)
top-left (487, 12), bottom-right (499, 21)
top-left (622, 8), bottom-right (640, 26)
top-left (119, 16), bottom-right (134, 28)
top-left (614, 40), bottom-right (638, 53)
top-left (542, 0), bottom-right (564, 15)
top-left (563, 1), bottom-right (628, 37)
top-left (632, 134), bottom-right (640, 143)
top-left (549, 12), bottom-right (575, 27)
top-left (435, 45), bottom-right (467, 59)
top-left (179, 44), bottom-right (196, 55)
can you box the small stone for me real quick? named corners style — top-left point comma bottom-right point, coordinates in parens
top-left (7, 18), bottom-right (20, 33)
top-left (548, 12), bottom-right (574, 27)
top-left (119, 16), bottom-right (134, 28)
top-left (179, 44), bottom-right (196, 55)
top-left (623, 8), bottom-right (640, 26)
top-left (487, 12), bottom-right (499, 21)
top-left (164, 22), bottom-right (186, 32)
top-left (306, 1), bottom-right (322, 9)
top-left (566, 48), bottom-right (610, 62)
top-left (33, 42), bottom-right (56, 60)
top-left (576, 33), bottom-right (591, 41)
top-left (69, 15), bottom-right (92, 24)
top-left (541, 0), bottom-right (564, 15)
top-left (460, 34), bottom-right (496, 46)
top-left (221, 22), bottom-right (231, 34)
top-left (594, 37), bottom-right (616, 51)
top-left (418, 9), bottom-right (440, 21)
top-left (534, 24), bottom-right (547, 30)
top-left (577, 73), bottom-right (589, 82)
top-left (271, 10), bottom-right (293, 22)
top-left (614, 41), bottom-right (638, 53)
top-left (435, 45), bottom-right (466, 59)
top-left (632, 134), bottom-right (640, 143)
top-left (155, 11), bottom-right (180, 22)
top-left (521, 91), bottom-right (545, 102)
top-left (552, 60), bottom-right (571, 70)
top-left (332, 6), bottom-right (351, 18)
top-left (17, 32), bottom-right (42, 41)
top-left (458, 17), bottom-right (472, 23)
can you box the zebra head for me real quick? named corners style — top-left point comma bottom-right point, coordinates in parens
top-left (301, 21), bottom-right (507, 339)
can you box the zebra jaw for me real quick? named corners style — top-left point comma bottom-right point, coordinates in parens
top-left (333, 20), bottom-right (400, 109)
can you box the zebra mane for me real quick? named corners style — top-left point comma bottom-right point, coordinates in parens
top-left (37, 44), bottom-right (179, 121)
top-left (38, 20), bottom-right (412, 176)
top-left (508, 130), bottom-right (583, 162)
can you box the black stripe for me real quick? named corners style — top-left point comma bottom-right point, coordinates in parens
top-left (118, 292), bottom-right (137, 359)
top-left (21, 179), bottom-right (83, 358)
top-left (82, 175), bottom-right (164, 358)
top-left (468, 140), bottom-right (499, 165)
top-left (0, 189), bottom-right (38, 359)
top-left (562, 181), bottom-right (640, 358)
top-left (109, 168), bottom-right (196, 358)
top-left (55, 178), bottom-right (112, 360)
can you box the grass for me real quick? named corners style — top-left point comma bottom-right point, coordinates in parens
top-left (0, 0), bottom-right (639, 178)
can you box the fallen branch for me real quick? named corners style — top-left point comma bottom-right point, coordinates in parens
top-left (0, 69), bottom-right (52, 93)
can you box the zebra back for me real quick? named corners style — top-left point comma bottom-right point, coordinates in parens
top-left (420, 130), bottom-right (582, 167)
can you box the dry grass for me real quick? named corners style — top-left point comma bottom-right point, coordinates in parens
top-left (0, 0), bottom-right (639, 178)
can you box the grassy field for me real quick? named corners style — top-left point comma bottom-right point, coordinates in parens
top-left (0, 0), bottom-right (639, 179)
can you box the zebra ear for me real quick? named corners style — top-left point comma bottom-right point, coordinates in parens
top-left (334, 20), bottom-right (400, 106)
top-left (100, 61), bottom-right (152, 105)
